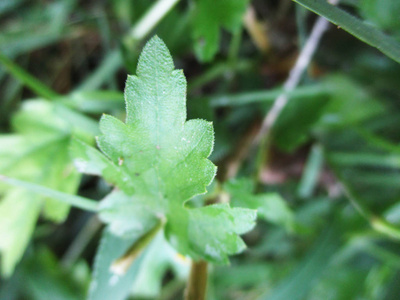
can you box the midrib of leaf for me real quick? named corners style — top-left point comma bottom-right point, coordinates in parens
top-left (153, 55), bottom-right (163, 204)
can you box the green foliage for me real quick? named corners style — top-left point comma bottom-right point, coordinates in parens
top-left (1, 0), bottom-right (400, 299)
top-left (192, 0), bottom-right (249, 62)
top-left (293, 0), bottom-right (400, 63)
top-left (272, 94), bottom-right (329, 152)
top-left (0, 100), bottom-right (93, 276)
top-left (87, 228), bottom-right (145, 300)
top-left (0, 247), bottom-right (88, 299)
top-left (225, 178), bottom-right (295, 232)
top-left (131, 233), bottom-right (188, 297)
top-left (359, 0), bottom-right (400, 31)
top-left (72, 36), bottom-right (256, 263)
top-left (0, 190), bottom-right (41, 277)
top-left (261, 227), bottom-right (341, 300)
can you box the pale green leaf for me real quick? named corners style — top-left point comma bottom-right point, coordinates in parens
top-left (187, 204), bottom-right (256, 263)
top-left (0, 189), bottom-right (41, 276)
top-left (88, 227), bottom-right (145, 300)
top-left (131, 232), bottom-right (189, 298)
top-left (72, 36), bottom-right (255, 263)
top-left (0, 100), bottom-right (91, 276)
top-left (98, 191), bottom-right (158, 237)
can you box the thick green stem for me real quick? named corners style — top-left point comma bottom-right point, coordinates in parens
top-left (185, 260), bottom-right (208, 300)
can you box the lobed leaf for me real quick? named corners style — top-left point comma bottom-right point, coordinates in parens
top-left (72, 36), bottom-right (255, 263)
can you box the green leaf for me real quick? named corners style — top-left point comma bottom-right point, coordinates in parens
top-left (297, 144), bottom-right (324, 199)
top-left (226, 178), bottom-right (295, 232)
top-left (131, 232), bottom-right (189, 298)
top-left (98, 191), bottom-right (158, 237)
top-left (87, 228), bottom-right (146, 300)
top-left (272, 91), bottom-right (329, 152)
top-left (72, 36), bottom-right (256, 263)
top-left (192, 0), bottom-right (249, 62)
top-left (0, 189), bottom-right (41, 277)
top-left (187, 203), bottom-right (256, 263)
top-left (292, 0), bottom-right (400, 64)
top-left (0, 100), bottom-right (94, 276)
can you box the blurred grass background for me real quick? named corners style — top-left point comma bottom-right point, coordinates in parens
top-left (0, 0), bottom-right (400, 299)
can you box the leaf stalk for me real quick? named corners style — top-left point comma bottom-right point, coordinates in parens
top-left (185, 260), bottom-right (208, 300)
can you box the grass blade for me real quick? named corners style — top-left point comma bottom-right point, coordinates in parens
top-left (0, 53), bottom-right (59, 100)
top-left (260, 227), bottom-right (340, 300)
top-left (292, 0), bottom-right (400, 63)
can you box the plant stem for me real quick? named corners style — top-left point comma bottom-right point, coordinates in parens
top-left (335, 173), bottom-right (400, 240)
top-left (110, 218), bottom-right (165, 275)
top-left (251, 1), bottom-right (339, 182)
top-left (185, 260), bottom-right (208, 300)
top-left (254, 12), bottom-right (333, 144)
top-left (0, 175), bottom-right (99, 212)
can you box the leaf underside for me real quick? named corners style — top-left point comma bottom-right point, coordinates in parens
top-left (72, 36), bottom-right (256, 263)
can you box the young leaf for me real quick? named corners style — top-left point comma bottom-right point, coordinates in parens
top-left (192, 0), bottom-right (249, 62)
top-left (72, 36), bottom-right (256, 263)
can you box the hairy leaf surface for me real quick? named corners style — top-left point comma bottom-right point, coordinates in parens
top-left (72, 36), bottom-right (256, 263)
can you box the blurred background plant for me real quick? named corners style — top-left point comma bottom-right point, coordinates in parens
top-left (0, 0), bottom-right (400, 299)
